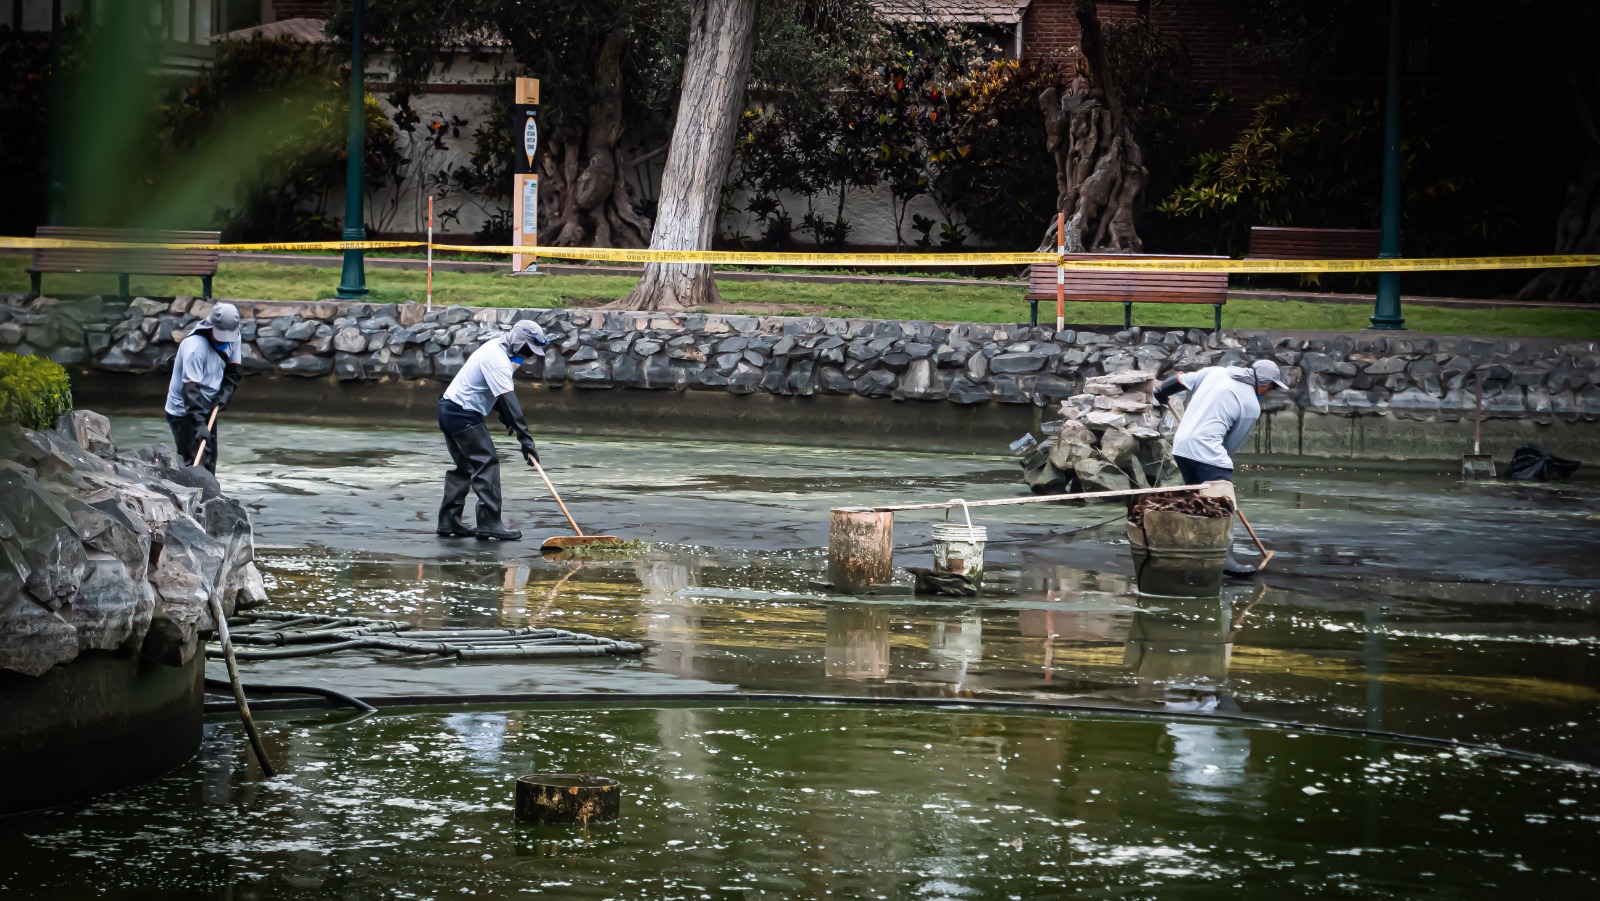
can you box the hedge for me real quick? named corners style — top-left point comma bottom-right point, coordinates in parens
top-left (0, 352), bottom-right (73, 430)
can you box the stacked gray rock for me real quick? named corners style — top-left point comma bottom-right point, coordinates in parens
top-left (1, 295), bottom-right (1598, 424)
top-left (0, 410), bottom-right (265, 677)
top-left (1016, 370), bottom-right (1180, 494)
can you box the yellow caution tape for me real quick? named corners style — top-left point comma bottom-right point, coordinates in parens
top-left (432, 243), bottom-right (1056, 266)
top-left (1048, 254), bottom-right (1600, 274)
top-left (0, 237), bottom-right (423, 252)
top-left (3, 235), bottom-right (1596, 272)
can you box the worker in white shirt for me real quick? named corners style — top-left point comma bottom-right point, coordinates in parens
top-left (164, 303), bottom-right (243, 473)
top-left (1154, 359), bottom-right (1290, 576)
top-left (436, 321), bottom-right (548, 541)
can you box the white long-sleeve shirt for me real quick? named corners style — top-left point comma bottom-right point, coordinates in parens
top-left (1172, 366), bottom-right (1261, 470)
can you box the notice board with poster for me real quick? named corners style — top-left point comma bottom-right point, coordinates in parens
top-left (511, 78), bottom-right (539, 274)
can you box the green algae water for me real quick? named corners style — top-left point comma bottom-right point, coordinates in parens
top-left (2, 704), bottom-right (1596, 898)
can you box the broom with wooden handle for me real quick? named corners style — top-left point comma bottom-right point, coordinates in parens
top-left (525, 451), bottom-right (624, 553)
top-left (191, 407), bottom-right (221, 468)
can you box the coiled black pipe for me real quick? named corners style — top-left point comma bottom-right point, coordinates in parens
top-left (206, 678), bottom-right (377, 713)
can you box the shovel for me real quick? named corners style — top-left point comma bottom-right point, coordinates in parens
top-left (525, 452), bottom-right (624, 553)
top-left (1461, 372), bottom-right (1495, 480)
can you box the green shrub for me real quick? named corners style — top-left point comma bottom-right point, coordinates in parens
top-left (0, 353), bottom-right (74, 431)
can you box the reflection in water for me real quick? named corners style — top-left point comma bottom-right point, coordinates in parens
top-left (1124, 597), bottom-right (1235, 708)
top-left (3, 705), bottom-right (1596, 897)
top-left (825, 604), bottom-right (890, 681)
top-left (249, 546), bottom-right (1600, 764)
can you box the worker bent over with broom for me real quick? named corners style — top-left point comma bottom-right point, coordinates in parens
top-left (1154, 358), bottom-right (1289, 577)
top-left (436, 321), bottom-right (548, 541)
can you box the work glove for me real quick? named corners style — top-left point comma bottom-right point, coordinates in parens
top-left (194, 423), bottom-right (213, 445)
top-left (1154, 374), bottom-right (1185, 404)
top-left (520, 438), bottom-right (539, 465)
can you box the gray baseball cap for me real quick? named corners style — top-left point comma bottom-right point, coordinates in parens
top-left (1252, 359), bottom-right (1290, 390)
top-left (503, 320), bottom-right (549, 357)
top-left (199, 302), bottom-right (242, 343)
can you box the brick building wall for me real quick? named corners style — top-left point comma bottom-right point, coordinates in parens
top-left (271, 1), bottom-right (332, 19)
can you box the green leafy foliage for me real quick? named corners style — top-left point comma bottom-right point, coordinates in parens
top-left (0, 353), bottom-right (73, 431)
top-left (728, 54), bottom-right (1067, 251)
top-left (155, 36), bottom-right (402, 241)
top-left (1157, 91), bottom-right (1493, 259)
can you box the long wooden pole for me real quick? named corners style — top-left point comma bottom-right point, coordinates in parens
top-left (426, 195), bottom-right (434, 312)
top-left (208, 536), bottom-right (276, 777)
top-left (862, 483), bottom-right (1198, 514)
top-left (1055, 212), bottom-right (1066, 331)
top-left (191, 407), bottom-right (220, 468)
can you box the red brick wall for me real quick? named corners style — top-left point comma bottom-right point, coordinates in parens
top-left (1022, 0), bottom-right (1278, 135)
top-left (271, 1), bottom-right (333, 19)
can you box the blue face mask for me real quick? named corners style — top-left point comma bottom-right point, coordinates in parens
top-left (213, 340), bottom-right (234, 354)
top-left (510, 355), bottom-right (525, 365)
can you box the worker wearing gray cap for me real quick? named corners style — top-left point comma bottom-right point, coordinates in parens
top-left (1154, 359), bottom-right (1290, 575)
top-left (164, 302), bottom-right (244, 473)
top-left (436, 321), bottom-right (549, 541)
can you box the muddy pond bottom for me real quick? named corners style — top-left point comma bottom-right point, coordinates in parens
top-left (3, 703), bottom-right (1597, 899)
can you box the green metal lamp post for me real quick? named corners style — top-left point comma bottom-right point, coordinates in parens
top-left (46, 0), bottom-right (65, 225)
top-left (1370, 0), bottom-right (1406, 330)
top-left (336, 0), bottom-right (369, 299)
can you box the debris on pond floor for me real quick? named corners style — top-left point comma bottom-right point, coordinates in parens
top-left (1013, 371), bottom-right (1180, 495)
top-left (905, 567), bottom-right (978, 598)
top-left (214, 611), bottom-right (645, 661)
top-left (1127, 492), bottom-right (1234, 528)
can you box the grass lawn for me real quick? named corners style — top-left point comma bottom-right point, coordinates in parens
top-left (4, 255), bottom-right (1597, 339)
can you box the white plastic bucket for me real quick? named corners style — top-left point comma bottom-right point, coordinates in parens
top-left (932, 522), bottom-right (989, 585)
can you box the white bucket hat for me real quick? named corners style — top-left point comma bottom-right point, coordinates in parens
top-left (199, 302), bottom-right (242, 344)
top-left (1251, 359), bottom-right (1290, 390)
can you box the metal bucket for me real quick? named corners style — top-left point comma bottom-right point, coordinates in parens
top-left (932, 505), bottom-right (988, 586)
top-left (1126, 508), bottom-right (1231, 598)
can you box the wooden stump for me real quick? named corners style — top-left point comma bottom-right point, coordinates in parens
top-left (514, 774), bottom-right (620, 825)
top-left (827, 507), bottom-right (894, 593)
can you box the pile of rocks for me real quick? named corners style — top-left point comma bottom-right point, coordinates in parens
top-left (0, 411), bottom-right (265, 677)
top-left (1015, 370), bottom-right (1180, 495)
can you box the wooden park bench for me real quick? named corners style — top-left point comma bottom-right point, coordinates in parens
top-left (1247, 226), bottom-right (1380, 261)
top-left (1025, 255), bottom-right (1230, 332)
top-left (28, 226), bottom-right (221, 299)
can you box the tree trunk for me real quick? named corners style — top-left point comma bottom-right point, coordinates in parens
top-left (1037, 0), bottom-right (1147, 254)
top-left (621, 0), bottom-right (759, 312)
top-left (1518, 75), bottom-right (1600, 302)
top-left (534, 31), bottom-right (650, 249)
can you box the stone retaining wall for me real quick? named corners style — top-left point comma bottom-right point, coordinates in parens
top-left (4, 294), bottom-right (1598, 461)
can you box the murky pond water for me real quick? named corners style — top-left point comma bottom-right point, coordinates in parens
top-left (4, 704), bottom-right (1598, 898)
top-left (4, 416), bottom-right (1596, 897)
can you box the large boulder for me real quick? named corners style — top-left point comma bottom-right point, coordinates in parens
top-left (0, 413), bottom-right (263, 676)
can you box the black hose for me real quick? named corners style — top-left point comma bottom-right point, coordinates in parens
top-left (206, 677), bottom-right (376, 713)
top-left (201, 688), bottom-right (1600, 774)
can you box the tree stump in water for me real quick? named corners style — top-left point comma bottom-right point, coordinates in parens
top-left (827, 507), bottom-right (894, 593)
top-left (515, 774), bottom-right (621, 825)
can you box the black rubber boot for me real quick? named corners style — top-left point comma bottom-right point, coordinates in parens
top-left (1223, 549), bottom-right (1259, 578)
top-left (436, 512), bottom-right (473, 538)
top-left (473, 517), bottom-right (522, 541)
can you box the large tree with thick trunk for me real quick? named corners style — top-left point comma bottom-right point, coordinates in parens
top-left (1038, 0), bottom-right (1147, 253)
top-left (344, 0), bottom-right (669, 249)
top-left (623, 0), bottom-right (759, 311)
